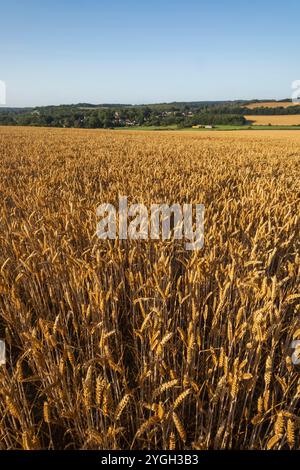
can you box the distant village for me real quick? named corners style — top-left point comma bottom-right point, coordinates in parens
top-left (111, 109), bottom-right (195, 127)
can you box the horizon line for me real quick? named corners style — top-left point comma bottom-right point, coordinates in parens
top-left (0, 97), bottom-right (294, 109)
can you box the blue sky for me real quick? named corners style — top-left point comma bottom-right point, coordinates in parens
top-left (1, 0), bottom-right (299, 106)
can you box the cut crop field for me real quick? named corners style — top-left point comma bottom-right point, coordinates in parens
top-left (247, 115), bottom-right (300, 126)
top-left (244, 101), bottom-right (300, 109)
top-left (0, 126), bottom-right (299, 450)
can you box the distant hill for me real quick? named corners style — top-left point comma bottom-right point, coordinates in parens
top-left (0, 100), bottom-right (248, 112)
top-left (0, 107), bottom-right (33, 113)
top-left (1, 99), bottom-right (300, 129)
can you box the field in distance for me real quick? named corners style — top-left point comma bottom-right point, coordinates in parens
top-left (246, 114), bottom-right (300, 126)
top-left (0, 126), bottom-right (299, 450)
top-left (244, 101), bottom-right (300, 109)
top-left (118, 123), bottom-right (300, 131)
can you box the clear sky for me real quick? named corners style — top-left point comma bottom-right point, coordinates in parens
top-left (1, 0), bottom-right (300, 106)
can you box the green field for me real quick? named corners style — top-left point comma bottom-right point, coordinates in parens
top-left (117, 124), bottom-right (300, 131)
top-left (117, 124), bottom-right (178, 131)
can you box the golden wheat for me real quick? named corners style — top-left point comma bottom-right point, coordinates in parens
top-left (0, 126), bottom-right (299, 450)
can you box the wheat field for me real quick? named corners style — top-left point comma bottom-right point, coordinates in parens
top-left (247, 115), bottom-right (300, 126)
top-left (0, 126), bottom-right (299, 450)
top-left (244, 101), bottom-right (300, 109)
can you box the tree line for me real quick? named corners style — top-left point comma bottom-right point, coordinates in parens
top-left (0, 100), bottom-right (298, 129)
top-left (0, 104), bottom-right (247, 128)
